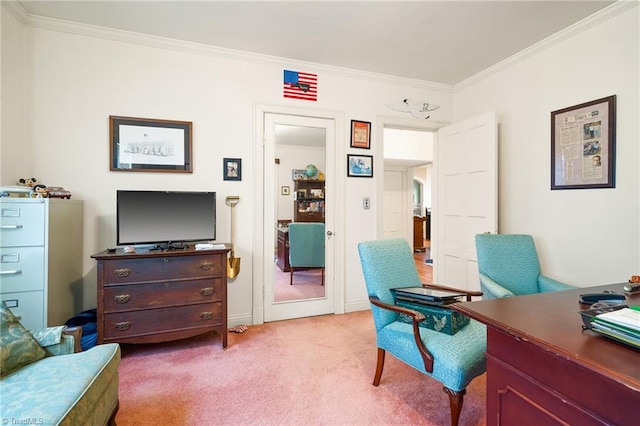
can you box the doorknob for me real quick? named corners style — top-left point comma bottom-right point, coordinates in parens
top-left (327, 231), bottom-right (333, 236)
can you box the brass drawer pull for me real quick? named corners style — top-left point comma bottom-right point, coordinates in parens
top-left (200, 287), bottom-right (214, 296)
top-left (114, 321), bottom-right (131, 331)
top-left (200, 262), bottom-right (215, 271)
top-left (114, 294), bottom-right (131, 303)
top-left (200, 312), bottom-right (213, 320)
top-left (114, 268), bottom-right (131, 278)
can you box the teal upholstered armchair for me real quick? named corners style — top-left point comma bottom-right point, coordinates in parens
top-left (475, 234), bottom-right (575, 299)
top-left (358, 239), bottom-right (486, 426)
top-left (288, 222), bottom-right (325, 285)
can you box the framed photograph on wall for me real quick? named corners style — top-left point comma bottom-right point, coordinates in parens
top-left (350, 119), bottom-right (371, 149)
top-left (347, 154), bottom-right (373, 178)
top-left (223, 158), bottom-right (242, 181)
top-left (109, 116), bottom-right (192, 173)
top-left (551, 95), bottom-right (616, 190)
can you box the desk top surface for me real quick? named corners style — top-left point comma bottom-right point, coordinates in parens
top-left (454, 283), bottom-right (640, 389)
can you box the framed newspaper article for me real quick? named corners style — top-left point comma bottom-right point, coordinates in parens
top-left (551, 95), bottom-right (616, 190)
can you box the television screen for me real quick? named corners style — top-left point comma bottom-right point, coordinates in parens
top-left (116, 190), bottom-right (216, 246)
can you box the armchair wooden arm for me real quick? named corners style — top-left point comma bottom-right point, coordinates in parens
top-left (63, 326), bottom-right (83, 353)
top-left (424, 283), bottom-right (483, 301)
top-left (369, 296), bottom-right (434, 372)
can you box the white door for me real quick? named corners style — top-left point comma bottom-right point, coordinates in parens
top-left (383, 169), bottom-right (406, 239)
top-left (433, 111), bottom-right (497, 292)
top-left (263, 113), bottom-right (335, 322)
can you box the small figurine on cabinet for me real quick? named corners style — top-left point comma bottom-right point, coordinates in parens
top-left (18, 177), bottom-right (38, 187)
top-left (33, 184), bottom-right (48, 198)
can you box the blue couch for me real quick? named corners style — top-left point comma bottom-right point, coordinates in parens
top-left (1, 303), bottom-right (120, 425)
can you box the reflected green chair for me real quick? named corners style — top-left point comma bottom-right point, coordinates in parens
top-left (475, 234), bottom-right (575, 299)
top-left (288, 222), bottom-right (325, 285)
top-left (358, 238), bottom-right (486, 426)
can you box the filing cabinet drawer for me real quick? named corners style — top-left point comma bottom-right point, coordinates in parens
top-left (1, 291), bottom-right (44, 330)
top-left (0, 247), bottom-right (45, 293)
top-left (0, 202), bottom-right (46, 247)
top-left (103, 278), bottom-right (223, 312)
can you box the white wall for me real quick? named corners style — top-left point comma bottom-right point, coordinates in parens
top-left (454, 4), bottom-right (640, 285)
top-left (1, 8), bottom-right (454, 323)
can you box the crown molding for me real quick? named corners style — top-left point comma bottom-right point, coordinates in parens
top-left (24, 13), bottom-right (454, 94)
top-left (455, 1), bottom-right (638, 91)
top-left (2, 0), bottom-right (28, 25)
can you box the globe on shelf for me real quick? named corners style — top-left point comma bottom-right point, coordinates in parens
top-left (305, 164), bottom-right (318, 178)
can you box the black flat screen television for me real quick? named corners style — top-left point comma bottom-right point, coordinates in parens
top-left (116, 190), bottom-right (216, 247)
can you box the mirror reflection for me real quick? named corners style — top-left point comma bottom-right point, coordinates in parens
top-left (273, 124), bottom-right (326, 302)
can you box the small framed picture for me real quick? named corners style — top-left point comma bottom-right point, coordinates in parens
top-left (350, 119), bottom-right (371, 149)
top-left (310, 188), bottom-right (323, 198)
top-left (223, 158), bottom-right (242, 181)
top-left (292, 169), bottom-right (306, 180)
top-left (281, 186), bottom-right (290, 195)
top-left (347, 154), bottom-right (373, 178)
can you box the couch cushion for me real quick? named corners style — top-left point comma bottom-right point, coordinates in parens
top-left (0, 301), bottom-right (46, 377)
top-left (0, 343), bottom-right (121, 425)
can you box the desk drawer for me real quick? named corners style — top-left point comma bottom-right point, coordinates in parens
top-left (103, 302), bottom-right (222, 339)
top-left (102, 254), bottom-right (223, 283)
top-left (0, 202), bottom-right (45, 247)
top-left (0, 247), bottom-right (45, 293)
top-left (103, 278), bottom-right (223, 311)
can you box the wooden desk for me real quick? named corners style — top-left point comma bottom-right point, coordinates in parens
top-left (454, 284), bottom-right (639, 425)
top-left (276, 228), bottom-right (290, 272)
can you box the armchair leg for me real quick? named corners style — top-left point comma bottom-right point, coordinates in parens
top-left (290, 268), bottom-right (293, 285)
top-left (372, 348), bottom-right (386, 386)
top-left (321, 267), bottom-right (325, 285)
top-left (443, 387), bottom-right (465, 426)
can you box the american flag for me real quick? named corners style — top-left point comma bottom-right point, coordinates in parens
top-left (283, 70), bottom-right (317, 101)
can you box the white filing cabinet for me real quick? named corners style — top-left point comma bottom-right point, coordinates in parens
top-left (0, 198), bottom-right (83, 329)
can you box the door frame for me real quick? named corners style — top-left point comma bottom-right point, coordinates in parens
top-left (253, 103), bottom-right (346, 325)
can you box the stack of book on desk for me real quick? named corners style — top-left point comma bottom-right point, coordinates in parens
top-left (591, 306), bottom-right (640, 349)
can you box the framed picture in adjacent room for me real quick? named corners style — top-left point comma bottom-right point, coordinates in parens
top-left (223, 158), bottom-right (242, 181)
top-left (347, 154), bottom-right (373, 178)
top-left (350, 120), bottom-right (371, 149)
top-left (551, 95), bottom-right (616, 190)
top-left (109, 116), bottom-right (193, 173)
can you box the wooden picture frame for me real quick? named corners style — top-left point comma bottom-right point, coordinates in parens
top-left (223, 158), bottom-right (242, 181)
top-left (109, 116), bottom-right (192, 173)
top-left (350, 119), bottom-right (371, 149)
top-left (551, 95), bottom-right (616, 190)
top-left (281, 186), bottom-right (290, 195)
top-left (347, 154), bottom-right (373, 178)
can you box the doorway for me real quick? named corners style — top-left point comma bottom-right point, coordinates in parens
top-left (260, 112), bottom-right (337, 323)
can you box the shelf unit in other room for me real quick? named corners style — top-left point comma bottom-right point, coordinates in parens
top-left (293, 179), bottom-right (325, 223)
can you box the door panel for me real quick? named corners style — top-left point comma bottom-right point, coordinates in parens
top-left (263, 113), bottom-right (335, 322)
top-left (435, 111), bottom-right (497, 292)
top-left (383, 170), bottom-right (405, 239)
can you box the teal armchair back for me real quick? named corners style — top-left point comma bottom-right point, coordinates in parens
top-left (358, 238), bottom-right (486, 426)
top-left (288, 222), bottom-right (325, 285)
top-left (475, 234), bottom-right (575, 299)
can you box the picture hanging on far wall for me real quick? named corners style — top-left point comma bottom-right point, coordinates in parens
top-left (223, 158), bottom-right (242, 181)
top-left (109, 116), bottom-right (192, 173)
top-left (347, 154), bottom-right (373, 178)
top-left (350, 120), bottom-right (371, 149)
top-left (551, 95), bottom-right (616, 190)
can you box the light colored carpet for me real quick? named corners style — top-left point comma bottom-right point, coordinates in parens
top-left (116, 311), bottom-right (486, 425)
top-left (274, 267), bottom-right (325, 302)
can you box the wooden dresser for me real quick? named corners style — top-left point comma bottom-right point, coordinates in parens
top-left (92, 246), bottom-right (230, 348)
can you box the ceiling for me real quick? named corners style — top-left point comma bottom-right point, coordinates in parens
top-left (17, 0), bottom-right (615, 85)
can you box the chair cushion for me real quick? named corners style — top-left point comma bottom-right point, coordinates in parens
top-left (0, 301), bottom-right (45, 377)
top-left (377, 319), bottom-right (487, 392)
top-left (0, 343), bottom-right (121, 425)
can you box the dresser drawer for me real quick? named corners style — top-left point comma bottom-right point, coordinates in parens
top-left (103, 302), bottom-right (222, 339)
top-left (0, 247), bottom-right (45, 293)
top-left (1, 291), bottom-right (44, 330)
top-left (102, 254), bottom-right (223, 284)
top-left (103, 278), bottom-right (223, 311)
top-left (0, 202), bottom-right (45, 247)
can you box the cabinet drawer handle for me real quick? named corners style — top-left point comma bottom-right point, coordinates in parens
top-left (200, 312), bottom-right (213, 320)
top-left (0, 269), bottom-right (22, 275)
top-left (114, 321), bottom-right (131, 331)
top-left (0, 224), bottom-right (23, 229)
top-left (200, 262), bottom-right (215, 271)
top-left (200, 287), bottom-right (214, 296)
top-left (113, 268), bottom-right (131, 278)
top-left (114, 294), bottom-right (131, 303)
